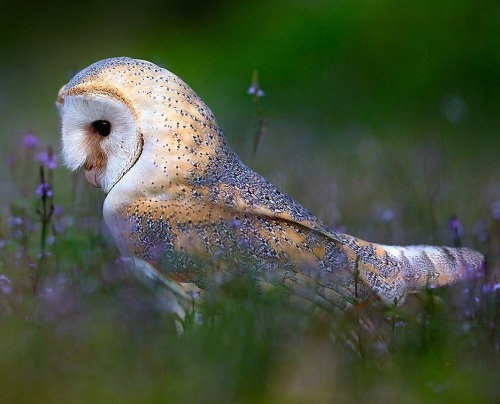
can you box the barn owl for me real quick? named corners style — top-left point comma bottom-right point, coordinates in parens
top-left (57, 57), bottom-right (483, 313)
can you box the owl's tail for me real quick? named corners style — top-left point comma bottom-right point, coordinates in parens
top-left (333, 233), bottom-right (484, 305)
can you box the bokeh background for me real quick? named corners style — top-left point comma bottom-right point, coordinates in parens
top-left (1, 1), bottom-right (500, 402)
top-left (0, 0), bottom-right (500, 242)
top-left (2, 0), bottom-right (500, 242)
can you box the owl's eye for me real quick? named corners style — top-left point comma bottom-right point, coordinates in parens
top-left (91, 120), bottom-right (111, 137)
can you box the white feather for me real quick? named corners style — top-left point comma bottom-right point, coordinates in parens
top-left (60, 93), bottom-right (140, 192)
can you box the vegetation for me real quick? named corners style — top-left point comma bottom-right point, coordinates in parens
top-left (1, 1), bottom-right (500, 402)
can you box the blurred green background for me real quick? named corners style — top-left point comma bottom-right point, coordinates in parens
top-left (1, 2), bottom-right (500, 402)
top-left (1, 0), bottom-right (500, 241)
top-left (2, 0), bottom-right (500, 141)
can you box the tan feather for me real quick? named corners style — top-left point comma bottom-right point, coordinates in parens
top-left (58, 57), bottom-right (484, 312)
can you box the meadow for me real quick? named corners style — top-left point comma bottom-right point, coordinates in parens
top-left (1, 1), bottom-right (500, 402)
top-left (1, 111), bottom-right (499, 403)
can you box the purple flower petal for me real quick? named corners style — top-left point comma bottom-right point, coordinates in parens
top-left (247, 84), bottom-right (257, 95)
top-left (0, 274), bottom-right (12, 295)
top-left (23, 133), bottom-right (39, 148)
top-left (492, 201), bottom-right (500, 221)
top-left (36, 151), bottom-right (58, 170)
top-left (36, 182), bottom-right (53, 198)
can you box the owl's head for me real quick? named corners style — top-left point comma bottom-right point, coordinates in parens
top-left (57, 57), bottom-right (221, 194)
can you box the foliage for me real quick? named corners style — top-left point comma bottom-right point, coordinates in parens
top-left (0, 121), bottom-right (499, 403)
top-left (1, 1), bottom-right (500, 401)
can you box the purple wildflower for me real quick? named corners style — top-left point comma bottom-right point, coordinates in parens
top-left (237, 238), bottom-right (250, 249)
top-left (449, 215), bottom-right (463, 236)
top-left (23, 133), bottom-right (39, 149)
top-left (464, 263), bottom-right (484, 280)
top-left (114, 256), bottom-right (132, 265)
top-left (449, 215), bottom-right (463, 248)
top-left (36, 182), bottom-right (53, 198)
top-left (491, 201), bottom-right (500, 221)
top-left (247, 84), bottom-right (265, 97)
top-left (227, 218), bottom-right (242, 229)
top-left (9, 217), bottom-right (23, 227)
top-left (53, 205), bottom-right (64, 216)
top-left (247, 83), bottom-right (257, 95)
top-left (188, 290), bottom-right (201, 300)
top-left (10, 217), bottom-right (27, 239)
top-left (333, 225), bottom-right (347, 233)
top-left (381, 209), bottom-right (395, 222)
top-left (0, 274), bottom-right (12, 295)
top-left (46, 235), bottom-right (56, 246)
top-left (483, 283), bottom-right (500, 294)
top-left (36, 150), bottom-right (58, 170)
top-left (247, 70), bottom-right (265, 97)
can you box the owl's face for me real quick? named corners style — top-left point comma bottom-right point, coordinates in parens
top-left (57, 57), bottom-right (219, 194)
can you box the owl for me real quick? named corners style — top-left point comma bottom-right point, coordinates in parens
top-left (57, 57), bottom-right (483, 314)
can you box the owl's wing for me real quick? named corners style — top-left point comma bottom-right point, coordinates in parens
top-left (117, 192), bottom-right (399, 306)
top-left (110, 169), bottom-right (482, 307)
top-left (225, 200), bottom-right (411, 304)
top-left (241, 201), bottom-right (483, 305)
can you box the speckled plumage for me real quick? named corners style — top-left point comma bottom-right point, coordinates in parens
top-left (58, 57), bottom-right (484, 312)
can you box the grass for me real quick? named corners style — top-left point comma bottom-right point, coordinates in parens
top-left (2, 1), bottom-right (500, 401)
top-left (1, 118), bottom-right (500, 403)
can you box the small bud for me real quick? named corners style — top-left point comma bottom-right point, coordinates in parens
top-left (36, 182), bottom-right (53, 198)
top-left (247, 70), bottom-right (265, 97)
top-left (247, 84), bottom-right (257, 95)
top-left (36, 147), bottom-right (58, 170)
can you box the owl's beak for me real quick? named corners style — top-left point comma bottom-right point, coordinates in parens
top-left (84, 167), bottom-right (102, 188)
